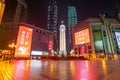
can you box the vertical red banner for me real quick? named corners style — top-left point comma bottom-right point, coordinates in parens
top-left (14, 26), bottom-right (33, 58)
top-left (48, 40), bottom-right (53, 50)
top-left (80, 46), bottom-right (85, 55)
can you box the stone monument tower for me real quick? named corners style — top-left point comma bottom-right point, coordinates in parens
top-left (59, 21), bottom-right (67, 56)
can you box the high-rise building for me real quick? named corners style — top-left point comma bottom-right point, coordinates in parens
top-left (2, 0), bottom-right (28, 23)
top-left (47, 0), bottom-right (57, 34)
top-left (0, 22), bottom-right (56, 59)
top-left (67, 6), bottom-right (77, 52)
top-left (47, 0), bottom-right (58, 52)
top-left (0, 0), bottom-right (5, 24)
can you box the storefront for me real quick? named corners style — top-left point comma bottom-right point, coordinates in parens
top-left (73, 18), bottom-right (120, 59)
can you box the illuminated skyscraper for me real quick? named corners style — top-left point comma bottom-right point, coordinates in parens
top-left (2, 0), bottom-right (28, 23)
top-left (47, 0), bottom-right (57, 34)
top-left (67, 6), bottom-right (77, 52)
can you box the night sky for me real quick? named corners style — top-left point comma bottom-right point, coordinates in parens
top-left (26, 0), bottom-right (117, 28)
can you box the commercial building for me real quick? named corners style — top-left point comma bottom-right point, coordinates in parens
top-left (2, 0), bottom-right (28, 23)
top-left (73, 18), bottom-right (120, 59)
top-left (0, 22), bottom-right (56, 59)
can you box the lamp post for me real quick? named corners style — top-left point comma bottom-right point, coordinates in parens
top-left (8, 42), bottom-right (16, 63)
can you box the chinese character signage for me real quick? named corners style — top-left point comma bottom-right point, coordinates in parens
top-left (74, 29), bottom-right (90, 45)
top-left (14, 26), bottom-right (33, 58)
top-left (48, 41), bottom-right (53, 50)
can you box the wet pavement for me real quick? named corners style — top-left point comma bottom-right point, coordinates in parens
top-left (0, 60), bottom-right (120, 80)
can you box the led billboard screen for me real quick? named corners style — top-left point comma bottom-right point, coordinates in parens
top-left (74, 29), bottom-right (90, 45)
top-left (31, 51), bottom-right (43, 55)
top-left (115, 32), bottom-right (120, 48)
top-left (14, 26), bottom-right (33, 58)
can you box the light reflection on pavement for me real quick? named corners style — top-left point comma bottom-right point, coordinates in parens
top-left (0, 60), bottom-right (120, 80)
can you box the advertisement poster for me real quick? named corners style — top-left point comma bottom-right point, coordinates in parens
top-left (74, 29), bottom-right (90, 45)
top-left (14, 26), bottom-right (33, 58)
top-left (115, 32), bottom-right (120, 48)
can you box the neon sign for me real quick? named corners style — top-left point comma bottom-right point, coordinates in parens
top-left (48, 41), bottom-right (53, 50)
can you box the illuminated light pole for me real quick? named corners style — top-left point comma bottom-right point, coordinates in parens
top-left (8, 42), bottom-right (16, 62)
top-left (59, 21), bottom-right (67, 57)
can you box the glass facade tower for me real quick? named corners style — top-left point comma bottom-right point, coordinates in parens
top-left (67, 6), bottom-right (77, 52)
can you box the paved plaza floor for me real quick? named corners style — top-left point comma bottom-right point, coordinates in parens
top-left (0, 59), bottom-right (120, 80)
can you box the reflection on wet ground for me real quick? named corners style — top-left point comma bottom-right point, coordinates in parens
top-left (0, 60), bottom-right (120, 80)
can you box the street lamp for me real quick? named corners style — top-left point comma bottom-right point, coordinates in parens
top-left (8, 42), bottom-right (16, 62)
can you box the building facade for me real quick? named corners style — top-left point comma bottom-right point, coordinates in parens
top-left (2, 0), bottom-right (28, 23)
top-left (73, 18), bottom-right (120, 59)
top-left (0, 22), bottom-right (56, 59)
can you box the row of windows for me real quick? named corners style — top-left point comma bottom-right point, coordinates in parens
top-left (0, 24), bottom-right (55, 39)
top-left (33, 29), bottom-right (53, 36)
top-left (0, 25), bottom-right (18, 30)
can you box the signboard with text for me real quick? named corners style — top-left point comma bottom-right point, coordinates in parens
top-left (14, 26), bottom-right (33, 58)
top-left (74, 29), bottom-right (90, 45)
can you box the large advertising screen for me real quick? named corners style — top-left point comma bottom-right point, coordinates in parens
top-left (31, 51), bottom-right (43, 55)
top-left (14, 26), bottom-right (33, 58)
top-left (115, 32), bottom-right (120, 48)
top-left (74, 29), bottom-right (90, 45)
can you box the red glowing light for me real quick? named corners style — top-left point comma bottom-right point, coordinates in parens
top-left (80, 46), bottom-right (85, 54)
top-left (0, 0), bottom-right (5, 3)
top-left (48, 41), bottom-right (53, 50)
